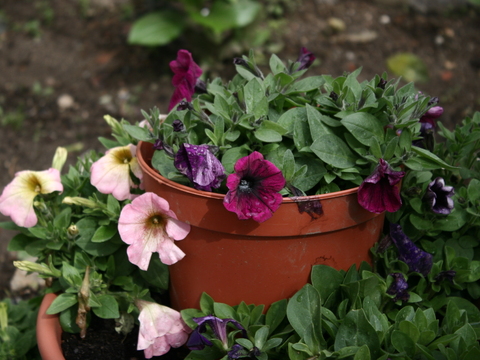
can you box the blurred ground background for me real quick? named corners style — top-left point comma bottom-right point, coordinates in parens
top-left (1, 0), bottom-right (479, 298)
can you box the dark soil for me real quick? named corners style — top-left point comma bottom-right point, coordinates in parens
top-left (62, 316), bottom-right (190, 360)
top-left (1, 0), bottom-right (479, 357)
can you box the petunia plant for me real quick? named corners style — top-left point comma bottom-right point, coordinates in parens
top-left (123, 48), bottom-right (456, 222)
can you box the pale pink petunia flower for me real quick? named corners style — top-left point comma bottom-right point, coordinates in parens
top-left (136, 300), bottom-right (191, 358)
top-left (0, 168), bottom-right (63, 227)
top-left (118, 192), bottom-right (190, 269)
top-left (90, 144), bottom-right (143, 201)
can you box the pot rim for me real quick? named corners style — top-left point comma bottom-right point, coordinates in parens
top-left (137, 140), bottom-right (359, 202)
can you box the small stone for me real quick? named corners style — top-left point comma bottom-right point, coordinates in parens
top-left (57, 94), bottom-right (75, 110)
top-left (327, 17), bottom-right (346, 32)
top-left (379, 14), bottom-right (391, 24)
top-left (435, 35), bottom-right (445, 45)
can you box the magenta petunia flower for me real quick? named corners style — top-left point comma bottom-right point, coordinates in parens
top-left (174, 144), bottom-right (226, 191)
top-left (357, 158), bottom-right (405, 213)
top-left (90, 144), bottom-right (143, 201)
top-left (223, 152), bottom-right (286, 223)
top-left (135, 300), bottom-right (191, 358)
top-left (118, 192), bottom-right (191, 269)
top-left (168, 49), bottom-right (203, 111)
top-left (0, 168), bottom-right (63, 227)
top-left (424, 177), bottom-right (454, 215)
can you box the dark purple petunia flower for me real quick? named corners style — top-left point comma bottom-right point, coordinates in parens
top-left (294, 47), bottom-right (316, 71)
top-left (223, 152), bottom-right (286, 223)
top-left (387, 273), bottom-right (410, 302)
top-left (168, 50), bottom-right (203, 111)
top-left (434, 270), bottom-right (456, 283)
top-left (187, 316), bottom-right (246, 351)
top-left (390, 223), bottom-right (433, 276)
top-left (174, 144), bottom-right (226, 191)
top-left (420, 105), bottom-right (443, 127)
top-left (228, 344), bottom-right (249, 359)
top-left (357, 159), bottom-right (405, 213)
top-left (424, 177), bottom-right (455, 215)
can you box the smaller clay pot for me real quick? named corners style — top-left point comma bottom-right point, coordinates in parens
top-left (37, 293), bottom-right (65, 360)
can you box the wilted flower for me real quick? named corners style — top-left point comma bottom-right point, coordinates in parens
top-left (136, 300), bottom-right (191, 358)
top-left (424, 177), bottom-right (454, 215)
top-left (174, 144), bottom-right (226, 191)
top-left (293, 47), bottom-right (315, 72)
top-left (90, 144), bottom-right (142, 201)
top-left (357, 159), bottom-right (405, 213)
top-left (420, 105), bottom-right (443, 127)
top-left (387, 273), bottom-right (410, 302)
top-left (118, 192), bottom-right (191, 269)
top-left (168, 49), bottom-right (203, 111)
top-left (224, 152), bottom-right (286, 223)
top-left (390, 223), bottom-right (433, 276)
top-left (434, 270), bottom-right (456, 283)
top-left (172, 119), bottom-right (185, 132)
top-left (187, 315), bottom-right (246, 351)
top-left (0, 168), bottom-right (63, 227)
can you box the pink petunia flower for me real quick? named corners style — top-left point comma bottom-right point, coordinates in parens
top-left (357, 158), bottom-right (405, 213)
top-left (118, 192), bottom-right (190, 269)
top-left (90, 144), bottom-right (142, 201)
top-left (168, 50), bottom-right (203, 111)
top-left (135, 300), bottom-right (191, 358)
top-left (223, 152), bottom-right (286, 223)
top-left (0, 168), bottom-right (63, 227)
top-left (420, 106), bottom-right (443, 127)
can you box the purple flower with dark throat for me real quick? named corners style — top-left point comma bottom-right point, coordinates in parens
top-left (223, 152), bottom-right (286, 223)
top-left (387, 273), bottom-right (410, 302)
top-left (424, 177), bottom-right (454, 215)
top-left (187, 316), bottom-right (246, 351)
top-left (357, 159), bottom-right (405, 213)
top-left (390, 223), bottom-right (433, 276)
top-left (294, 47), bottom-right (315, 71)
top-left (174, 144), bottom-right (226, 191)
top-left (168, 50), bottom-right (203, 111)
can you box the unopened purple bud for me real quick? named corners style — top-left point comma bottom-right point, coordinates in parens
top-left (153, 139), bottom-right (164, 150)
top-left (195, 79), bottom-right (207, 94)
top-left (295, 47), bottom-right (315, 71)
top-left (330, 91), bottom-right (338, 101)
top-left (428, 97), bottom-right (439, 106)
top-left (177, 100), bottom-right (194, 111)
top-left (172, 119), bottom-right (185, 132)
top-left (233, 58), bottom-right (248, 66)
top-left (434, 270), bottom-right (456, 283)
top-left (377, 78), bottom-right (387, 89)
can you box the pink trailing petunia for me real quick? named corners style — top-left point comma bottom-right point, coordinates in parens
top-left (90, 144), bottom-right (143, 201)
top-left (168, 49), bottom-right (203, 111)
top-left (357, 158), bottom-right (405, 213)
top-left (0, 168), bottom-right (63, 227)
top-left (223, 152), bottom-right (286, 223)
top-left (136, 300), bottom-right (191, 358)
top-left (118, 192), bottom-right (190, 269)
top-left (420, 105), bottom-right (443, 127)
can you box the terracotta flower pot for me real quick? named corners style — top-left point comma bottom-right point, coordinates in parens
top-left (137, 141), bottom-right (385, 310)
top-left (37, 293), bottom-right (65, 360)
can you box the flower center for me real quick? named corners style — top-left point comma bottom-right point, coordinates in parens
top-left (238, 178), bottom-right (253, 193)
top-left (149, 215), bottom-right (165, 227)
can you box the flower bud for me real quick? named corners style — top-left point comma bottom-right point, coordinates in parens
top-left (62, 196), bottom-right (100, 209)
top-left (52, 147), bottom-right (68, 172)
top-left (67, 224), bottom-right (79, 237)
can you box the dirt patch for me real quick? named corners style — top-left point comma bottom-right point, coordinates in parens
top-left (1, 0), bottom-right (479, 297)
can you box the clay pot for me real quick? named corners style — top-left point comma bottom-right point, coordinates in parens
top-left (37, 293), bottom-right (65, 360)
top-left (137, 141), bottom-right (385, 310)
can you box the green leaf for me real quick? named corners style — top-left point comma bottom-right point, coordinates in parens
top-left (122, 124), bottom-right (151, 141)
top-left (311, 265), bottom-right (343, 305)
top-left (391, 330), bottom-right (416, 357)
top-left (467, 179), bottom-right (480, 202)
top-left (140, 256), bottom-right (169, 290)
top-left (47, 293), bottom-right (78, 314)
top-left (411, 146), bottom-right (457, 171)
top-left (287, 284), bottom-right (321, 340)
top-left (127, 10), bottom-right (185, 46)
top-left (151, 150), bottom-right (177, 179)
top-left (334, 309), bottom-right (380, 359)
top-left (92, 294), bottom-right (120, 319)
top-left (75, 217), bottom-right (122, 256)
top-left (285, 76), bottom-right (325, 94)
top-left (213, 303), bottom-right (238, 320)
top-left (245, 78), bottom-right (268, 119)
top-left (269, 54), bottom-right (286, 74)
top-left (265, 299), bottom-right (287, 334)
top-left (277, 107), bottom-right (307, 135)
top-left (306, 104), bottom-right (334, 139)
top-left (341, 113), bottom-right (384, 147)
top-left (91, 223), bottom-right (117, 243)
top-left (187, 0), bottom-right (261, 34)
top-left (254, 128), bottom-right (282, 142)
top-left (387, 53), bottom-right (429, 83)
top-left (54, 207), bottom-right (72, 230)
top-left (353, 345), bottom-right (371, 360)
top-left (311, 134), bottom-right (357, 169)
